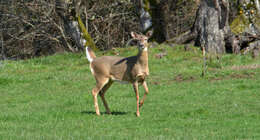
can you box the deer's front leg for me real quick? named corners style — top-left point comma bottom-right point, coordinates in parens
top-left (133, 82), bottom-right (140, 117)
top-left (140, 81), bottom-right (148, 108)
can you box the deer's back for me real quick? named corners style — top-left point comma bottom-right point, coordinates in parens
top-left (92, 55), bottom-right (140, 82)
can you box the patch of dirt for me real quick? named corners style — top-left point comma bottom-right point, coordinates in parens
top-left (172, 72), bottom-right (257, 83)
top-left (151, 81), bottom-right (161, 85)
top-left (230, 73), bottom-right (254, 79)
top-left (151, 64), bottom-right (259, 84)
top-left (173, 74), bottom-right (196, 83)
top-left (154, 52), bottom-right (167, 59)
top-left (209, 72), bottom-right (256, 82)
top-left (229, 64), bottom-right (260, 70)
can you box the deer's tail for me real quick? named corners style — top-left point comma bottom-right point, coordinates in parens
top-left (86, 47), bottom-right (96, 63)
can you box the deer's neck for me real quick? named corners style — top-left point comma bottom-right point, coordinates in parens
top-left (137, 49), bottom-right (149, 72)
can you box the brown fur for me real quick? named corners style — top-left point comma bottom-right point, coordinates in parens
top-left (87, 32), bottom-right (152, 117)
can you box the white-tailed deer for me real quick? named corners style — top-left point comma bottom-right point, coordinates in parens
top-left (86, 31), bottom-right (152, 117)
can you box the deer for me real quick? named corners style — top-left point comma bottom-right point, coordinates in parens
top-left (85, 31), bottom-right (152, 117)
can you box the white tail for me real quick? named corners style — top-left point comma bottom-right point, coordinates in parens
top-left (88, 31), bottom-right (152, 117)
top-left (86, 47), bottom-right (96, 63)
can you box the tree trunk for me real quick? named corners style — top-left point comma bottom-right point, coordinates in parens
top-left (151, 0), bottom-right (167, 43)
top-left (0, 32), bottom-right (6, 60)
top-left (193, 0), bottom-right (230, 54)
top-left (55, 0), bottom-right (84, 52)
top-left (255, 0), bottom-right (260, 15)
top-left (0, 9), bottom-right (5, 60)
top-left (133, 0), bottom-right (167, 43)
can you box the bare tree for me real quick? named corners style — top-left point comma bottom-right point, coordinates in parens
top-left (0, 0), bottom-right (80, 58)
top-left (0, 31), bottom-right (5, 60)
top-left (255, 0), bottom-right (260, 15)
top-left (192, 0), bottom-right (230, 54)
top-left (0, 0), bottom-right (140, 59)
top-left (132, 0), bottom-right (167, 43)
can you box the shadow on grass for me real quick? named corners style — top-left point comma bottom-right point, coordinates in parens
top-left (81, 111), bottom-right (127, 116)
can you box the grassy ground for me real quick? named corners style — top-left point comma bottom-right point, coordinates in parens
top-left (0, 45), bottom-right (260, 139)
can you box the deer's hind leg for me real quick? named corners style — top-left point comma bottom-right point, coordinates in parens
top-left (99, 80), bottom-right (113, 114)
top-left (92, 77), bottom-right (109, 116)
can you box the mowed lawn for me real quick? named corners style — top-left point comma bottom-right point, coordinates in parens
top-left (0, 45), bottom-right (260, 139)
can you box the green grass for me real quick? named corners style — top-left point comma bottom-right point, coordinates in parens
top-left (1, 45), bottom-right (260, 139)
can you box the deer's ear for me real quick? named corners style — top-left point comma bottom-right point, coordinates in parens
top-left (146, 30), bottom-right (153, 38)
top-left (131, 32), bottom-right (138, 39)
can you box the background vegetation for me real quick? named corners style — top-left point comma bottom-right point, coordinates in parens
top-left (1, 0), bottom-right (259, 59)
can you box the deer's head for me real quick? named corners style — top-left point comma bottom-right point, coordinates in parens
top-left (131, 31), bottom-right (152, 51)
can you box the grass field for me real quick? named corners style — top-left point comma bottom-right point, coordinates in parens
top-left (1, 45), bottom-right (260, 139)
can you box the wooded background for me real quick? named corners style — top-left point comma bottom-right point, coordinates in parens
top-left (0, 0), bottom-right (259, 59)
